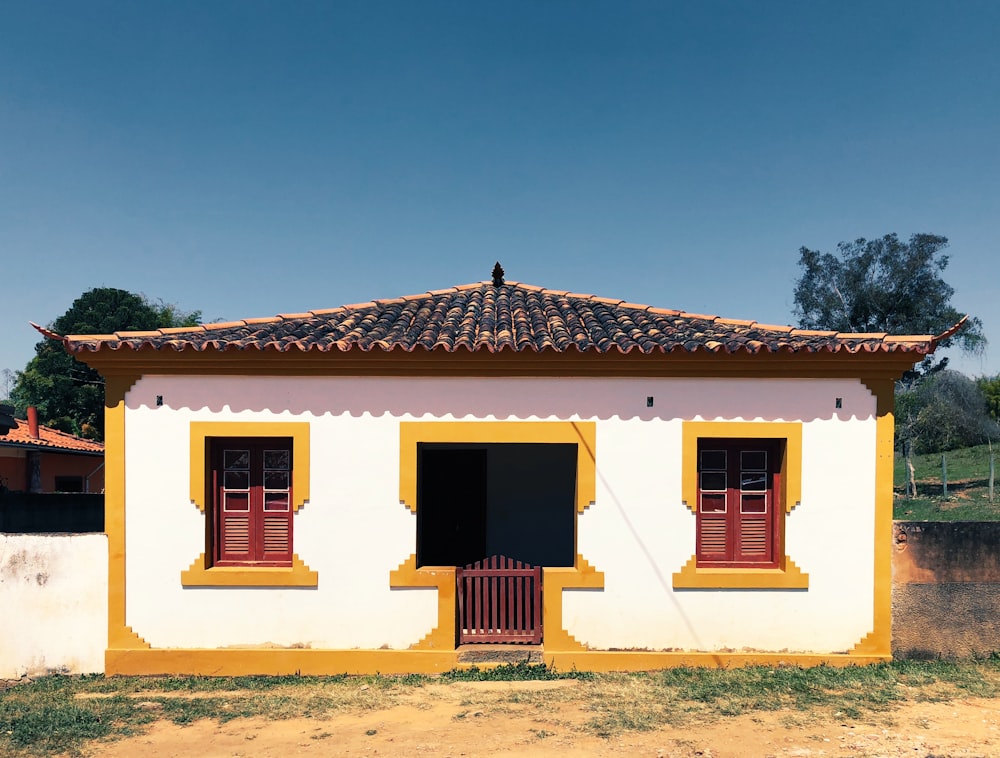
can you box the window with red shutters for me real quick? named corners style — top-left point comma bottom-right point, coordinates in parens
top-left (696, 439), bottom-right (782, 568)
top-left (211, 438), bottom-right (293, 567)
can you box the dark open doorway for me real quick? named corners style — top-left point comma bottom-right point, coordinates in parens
top-left (416, 442), bottom-right (577, 569)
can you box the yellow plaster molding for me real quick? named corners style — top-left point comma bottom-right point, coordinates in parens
top-left (104, 648), bottom-right (466, 676)
top-left (542, 556), bottom-right (605, 652)
top-left (671, 555), bottom-right (808, 589)
top-left (104, 374), bottom-right (147, 653)
top-left (544, 649), bottom-right (891, 672)
top-left (396, 422), bottom-right (600, 650)
top-left (389, 554), bottom-right (456, 650)
top-left (181, 552), bottom-right (318, 587)
top-left (680, 421), bottom-right (802, 513)
top-left (676, 421), bottom-right (804, 589)
top-left (102, 646), bottom-right (889, 677)
top-left (859, 377), bottom-right (879, 397)
top-left (399, 420), bottom-right (596, 514)
top-left (108, 625), bottom-right (151, 650)
top-left (189, 421), bottom-right (310, 513)
top-left (849, 377), bottom-right (895, 657)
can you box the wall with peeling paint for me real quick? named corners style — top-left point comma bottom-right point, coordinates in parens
top-left (0, 534), bottom-right (107, 678)
top-left (893, 522), bottom-right (1000, 657)
top-left (5, 521), bottom-right (1000, 676)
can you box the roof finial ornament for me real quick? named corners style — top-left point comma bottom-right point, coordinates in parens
top-left (492, 261), bottom-right (505, 287)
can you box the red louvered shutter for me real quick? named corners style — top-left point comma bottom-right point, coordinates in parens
top-left (212, 439), bottom-right (293, 567)
top-left (696, 446), bottom-right (730, 561)
top-left (257, 446), bottom-right (293, 563)
top-left (696, 440), bottom-right (780, 568)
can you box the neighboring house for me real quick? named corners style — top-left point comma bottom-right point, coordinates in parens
top-left (44, 270), bottom-right (944, 675)
top-left (0, 407), bottom-right (104, 494)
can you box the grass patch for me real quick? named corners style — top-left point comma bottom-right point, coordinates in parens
top-left (583, 659), bottom-right (1000, 736)
top-left (440, 660), bottom-right (593, 682)
top-left (2, 659), bottom-right (1000, 753)
top-left (0, 672), bottom-right (418, 756)
top-left (894, 443), bottom-right (1000, 520)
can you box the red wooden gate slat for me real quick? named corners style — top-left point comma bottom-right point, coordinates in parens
top-left (456, 554), bottom-right (542, 644)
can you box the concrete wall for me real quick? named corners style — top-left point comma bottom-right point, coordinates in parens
top-left (893, 522), bottom-right (1000, 658)
top-left (0, 533), bottom-right (107, 678)
top-left (2, 521), bottom-right (997, 675)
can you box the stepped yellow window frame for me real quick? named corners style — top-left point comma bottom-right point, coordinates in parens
top-left (672, 421), bottom-right (809, 590)
top-left (181, 421), bottom-right (318, 587)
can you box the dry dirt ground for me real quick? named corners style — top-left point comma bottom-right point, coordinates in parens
top-left (81, 680), bottom-right (1000, 758)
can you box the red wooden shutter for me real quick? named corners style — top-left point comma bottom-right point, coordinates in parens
top-left (733, 448), bottom-right (772, 565)
top-left (696, 447), bottom-right (730, 561)
top-left (696, 440), bottom-right (780, 568)
top-left (213, 440), bottom-right (293, 566)
top-left (217, 446), bottom-right (253, 564)
top-left (257, 446), bottom-right (293, 563)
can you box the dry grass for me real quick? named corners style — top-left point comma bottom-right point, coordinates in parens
top-left (3, 659), bottom-right (1000, 756)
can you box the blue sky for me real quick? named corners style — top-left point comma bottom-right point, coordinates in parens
top-left (2, 1), bottom-right (998, 387)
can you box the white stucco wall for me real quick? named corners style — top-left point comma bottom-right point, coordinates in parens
top-left (122, 375), bottom-right (877, 653)
top-left (0, 533), bottom-right (108, 678)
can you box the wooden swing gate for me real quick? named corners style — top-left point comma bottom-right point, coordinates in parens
top-left (456, 555), bottom-right (543, 644)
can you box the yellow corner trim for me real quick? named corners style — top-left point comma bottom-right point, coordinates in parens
top-left (109, 625), bottom-right (151, 650)
top-left (853, 377), bottom-right (895, 656)
top-left (542, 555), bottom-right (606, 652)
top-left (189, 421), bottom-right (310, 513)
top-left (389, 554), bottom-right (456, 650)
top-left (104, 374), bottom-right (143, 654)
top-left (398, 421), bottom-right (597, 513)
top-left (681, 420), bottom-right (802, 513)
top-left (181, 552), bottom-right (318, 587)
top-left (672, 555), bottom-right (809, 589)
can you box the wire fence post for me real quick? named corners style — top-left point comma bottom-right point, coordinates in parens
top-left (990, 449), bottom-right (995, 504)
top-left (941, 454), bottom-right (948, 498)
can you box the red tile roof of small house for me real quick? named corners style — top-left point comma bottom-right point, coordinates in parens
top-left (35, 280), bottom-right (950, 357)
top-left (0, 418), bottom-right (104, 455)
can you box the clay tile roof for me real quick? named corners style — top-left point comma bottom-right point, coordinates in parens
top-left (0, 418), bottom-right (104, 454)
top-left (44, 280), bottom-right (940, 358)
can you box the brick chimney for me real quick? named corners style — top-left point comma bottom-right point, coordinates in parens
top-left (27, 405), bottom-right (39, 439)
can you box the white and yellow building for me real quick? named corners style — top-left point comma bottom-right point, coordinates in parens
top-left (50, 274), bottom-right (943, 675)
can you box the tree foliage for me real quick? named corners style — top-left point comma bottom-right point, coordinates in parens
top-left (793, 233), bottom-right (985, 373)
top-left (11, 288), bottom-right (200, 440)
top-left (978, 375), bottom-right (1000, 422)
top-left (896, 371), bottom-right (999, 454)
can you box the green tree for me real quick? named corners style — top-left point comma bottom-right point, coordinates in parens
top-left (979, 375), bottom-right (1000, 422)
top-left (11, 288), bottom-right (200, 440)
top-left (896, 370), bottom-right (999, 455)
top-left (793, 233), bottom-right (985, 374)
top-left (0, 368), bottom-right (14, 404)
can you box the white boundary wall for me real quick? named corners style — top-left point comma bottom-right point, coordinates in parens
top-left (123, 375), bottom-right (877, 653)
top-left (0, 533), bottom-right (107, 678)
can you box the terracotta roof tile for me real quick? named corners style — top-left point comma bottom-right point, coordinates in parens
top-left (0, 418), bottom-right (104, 454)
top-left (835, 332), bottom-right (887, 340)
top-left (243, 316), bottom-right (284, 325)
top-left (789, 328), bottom-right (837, 337)
top-left (46, 280), bottom-right (939, 358)
top-left (753, 323), bottom-right (794, 334)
